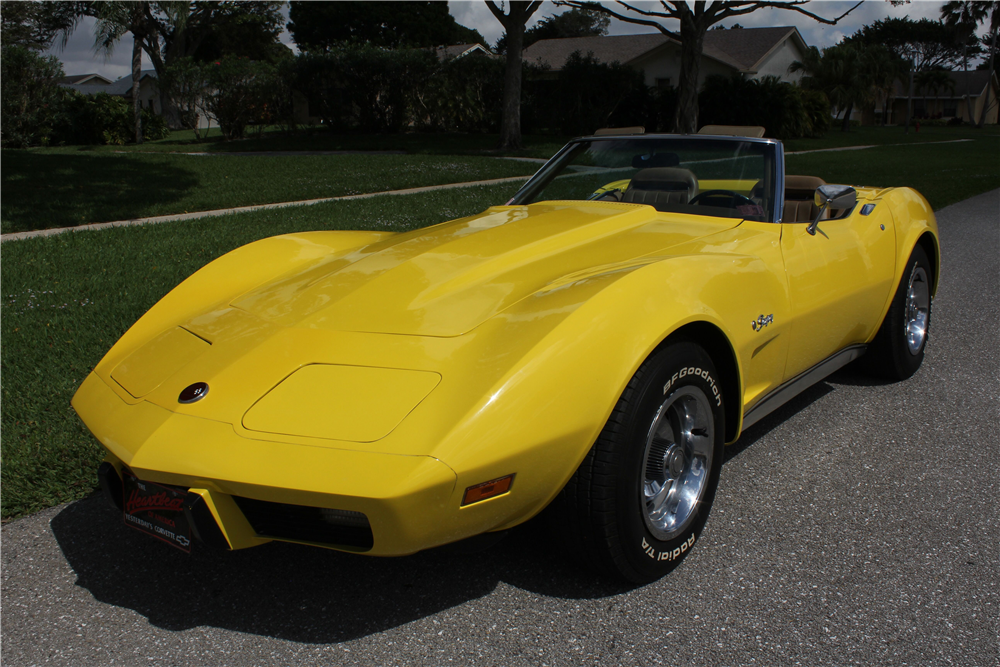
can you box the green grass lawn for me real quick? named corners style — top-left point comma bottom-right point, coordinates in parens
top-left (783, 123), bottom-right (1000, 152)
top-left (51, 126), bottom-right (571, 158)
top-left (786, 133), bottom-right (1000, 210)
top-left (0, 151), bottom-right (540, 234)
top-left (0, 180), bottom-right (526, 520)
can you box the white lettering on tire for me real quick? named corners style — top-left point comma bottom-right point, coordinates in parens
top-left (663, 367), bottom-right (722, 407)
top-left (642, 534), bottom-right (696, 561)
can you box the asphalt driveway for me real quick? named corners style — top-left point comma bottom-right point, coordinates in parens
top-left (3, 189), bottom-right (997, 667)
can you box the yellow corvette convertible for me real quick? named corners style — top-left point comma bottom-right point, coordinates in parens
top-left (72, 131), bottom-right (938, 582)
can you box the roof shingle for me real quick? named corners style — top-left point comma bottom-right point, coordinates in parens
top-left (703, 26), bottom-right (797, 71)
top-left (522, 26), bottom-right (801, 74)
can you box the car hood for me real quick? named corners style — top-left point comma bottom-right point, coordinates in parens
top-left (231, 202), bottom-right (740, 337)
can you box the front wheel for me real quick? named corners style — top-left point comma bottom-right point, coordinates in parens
top-left (865, 245), bottom-right (932, 380)
top-left (554, 342), bottom-right (725, 583)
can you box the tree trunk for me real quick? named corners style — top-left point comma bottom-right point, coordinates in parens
top-left (978, 24), bottom-right (998, 128)
top-left (132, 34), bottom-right (143, 144)
top-left (961, 38), bottom-right (971, 123)
top-left (672, 11), bottom-right (704, 133)
top-left (499, 18), bottom-right (525, 150)
top-left (840, 102), bottom-right (853, 131)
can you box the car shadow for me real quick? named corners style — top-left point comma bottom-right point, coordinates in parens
top-left (1, 152), bottom-right (200, 234)
top-left (723, 380), bottom-right (835, 463)
top-left (722, 361), bottom-right (896, 463)
top-left (50, 496), bottom-right (634, 643)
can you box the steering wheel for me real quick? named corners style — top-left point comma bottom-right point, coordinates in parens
top-left (689, 190), bottom-right (753, 208)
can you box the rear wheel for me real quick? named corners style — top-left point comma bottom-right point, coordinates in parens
top-left (865, 245), bottom-right (932, 380)
top-left (554, 342), bottom-right (725, 583)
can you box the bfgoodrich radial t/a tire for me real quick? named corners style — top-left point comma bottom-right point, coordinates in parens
top-left (866, 245), bottom-right (932, 380)
top-left (555, 342), bottom-right (725, 583)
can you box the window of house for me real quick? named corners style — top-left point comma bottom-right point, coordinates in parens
top-left (943, 99), bottom-right (957, 117)
top-left (655, 77), bottom-right (671, 89)
top-left (913, 99), bottom-right (926, 117)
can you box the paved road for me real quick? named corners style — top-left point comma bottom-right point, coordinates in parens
top-left (3, 190), bottom-right (997, 667)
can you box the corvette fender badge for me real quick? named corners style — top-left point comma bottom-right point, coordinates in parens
top-left (179, 382), bottom-right (209, 404)
top-left (751, 314), bottom-right (773, 331)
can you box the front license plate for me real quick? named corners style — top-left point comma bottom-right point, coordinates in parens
top-left (122, 472), bottom-right (192, 553)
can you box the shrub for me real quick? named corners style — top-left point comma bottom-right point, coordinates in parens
top-left (799, 88), bottom-right (830, 137)
top-left (1, 45), bottom-right (65, 148)
top-left (522, 52), bottom-right (655, 135)
top-left (415, 52), bottom-right (505, 133)
top-left (159, 57), bottom-right (210, 140)
top-left (202, 57), bottom-right (283, 140)
top-left (699, 74), bottom-right (820, 140)
top-left (551, 52), bottom-right (648, 136)
top-left (51, 91), bottom-right (170, 145)
top-left (142, 109), bottom-right (170, 140)
top-left (649, 85), bottom-right (678, 133)
top-left (299, 47), bottom-right (437, 133)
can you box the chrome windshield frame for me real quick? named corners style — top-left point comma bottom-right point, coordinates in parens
top-left (507, 134), bottom-right (786, 225)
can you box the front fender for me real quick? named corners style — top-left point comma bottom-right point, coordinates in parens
top-left (430, 251), bottom-right (787, 530)
top-left (880, 187), bottom-right (940, 294)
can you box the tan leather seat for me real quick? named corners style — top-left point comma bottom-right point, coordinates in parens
top-left (783, 175), bottom-right (826, 222)
top-left (622, 167), bottom-right (698, 208)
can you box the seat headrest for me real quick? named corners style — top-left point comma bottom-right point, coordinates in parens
top-left (630, 167), bottom-right (698, 192)
top-left (785, 175), bottom-right (825, 192)
top-left (632, 152), bottom-right (680, 169)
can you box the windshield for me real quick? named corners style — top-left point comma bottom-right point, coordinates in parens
top-left (511, 136), bottom-right (779, 223)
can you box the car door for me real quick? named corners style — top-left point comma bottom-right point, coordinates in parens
top-left (779, 201), bottom-right (897, 381)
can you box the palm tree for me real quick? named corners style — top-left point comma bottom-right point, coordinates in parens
top-left (915, 68), bottom-right (956, 119)
top-left (791, 43), bottom-right (871, 130)
top-left (941, 1), bottom-right (990, 122)
top-left (864, 46), bottom-right (908, 126)
top-left (94, 2), bottom-right (153, 144)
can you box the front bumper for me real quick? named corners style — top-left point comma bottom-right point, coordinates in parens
top-left (75, 372), bottom-right (475, 555)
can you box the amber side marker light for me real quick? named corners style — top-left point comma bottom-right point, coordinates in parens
top-left (462, 474), bottom-right (515, 506)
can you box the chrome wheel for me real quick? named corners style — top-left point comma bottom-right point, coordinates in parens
top-left (904, 264), bottom-right (930, 355)
top-left (640, 386), bottom-right (715, 541)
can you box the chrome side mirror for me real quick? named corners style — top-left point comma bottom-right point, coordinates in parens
top-left (808, 184), bottom-right (856, 235)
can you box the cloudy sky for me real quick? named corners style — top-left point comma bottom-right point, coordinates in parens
top-left (49, 1), bottom-right (979, 81)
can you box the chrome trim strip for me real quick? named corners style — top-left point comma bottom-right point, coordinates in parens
top-left (773, 141), bottom-right (785, 224)
top-left (506, 141), bottom-right (579, 204)
top-left (740, 344), bottom-right (867, 433)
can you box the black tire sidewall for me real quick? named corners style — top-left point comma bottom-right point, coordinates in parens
top-left (884, 246), bottom-right (932, 379)
top-left (612, 342), bottom-right (725, 582)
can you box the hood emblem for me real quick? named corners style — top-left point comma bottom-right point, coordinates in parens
top-left (179, 382), bottom-right (209, 404)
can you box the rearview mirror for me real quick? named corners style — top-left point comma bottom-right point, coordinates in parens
top-left (814, 184), bottom-right (857, 210)
top-left (808, 185), bottom-right (857, 235)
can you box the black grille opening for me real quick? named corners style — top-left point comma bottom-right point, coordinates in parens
top-left (233, 496), bottom-right (374, 550)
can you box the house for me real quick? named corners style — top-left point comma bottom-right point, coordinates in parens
top-left (58, 69), bottom-right (162, 114)
top-left (59, 70), bottom-right (218, 130)
top-left (434, 43), bottom-right (491, 62)
top-left (522, 26), bottom-right (810, 89)
top-left (57, 73), bottom-right (113, 86)
top-left (882, 70), bottom-right (998, 125)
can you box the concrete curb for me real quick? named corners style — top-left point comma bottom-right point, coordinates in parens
top-left (1, 175), bottom-right (530, 243)
top-left (785, 138), bottom-right (973, 155)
